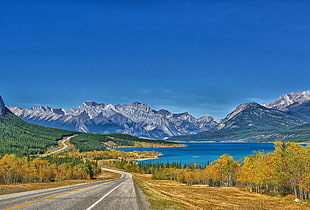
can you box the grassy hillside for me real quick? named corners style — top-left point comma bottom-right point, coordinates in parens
top-left (0, 113), bottom-right (76, 156)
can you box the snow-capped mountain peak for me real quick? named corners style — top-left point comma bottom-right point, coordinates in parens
top-left (263, 91), bottom-right (310, 111)
top-left (8, 101), bottom-right (218, 139)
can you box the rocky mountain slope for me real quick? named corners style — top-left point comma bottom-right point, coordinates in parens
top-left (170, 102), bottom-right (305, 142)
top-left (215, 102), bottom-right (304, 131)
top-left (263, 91), bottom-right (310, 111)
top-left (8, 101), bottom-right (219, 139)
top-left (263, 91), bottom-right (310, 122)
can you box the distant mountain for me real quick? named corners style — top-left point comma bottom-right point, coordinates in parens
top-left (215, 102), bottom-right (303, 131)
top-left (8, 101), bottom-right (219, 139)
top-left (0, 96), bottom-right (179, 156)
top-left (263, 91), bottom-right (310, 111)
top-left (169, 102), bottom-right (306, 142)
top-left (263, 91), bottom-right (310, 122)
top-left (7, 90), bottom-right (310, 142)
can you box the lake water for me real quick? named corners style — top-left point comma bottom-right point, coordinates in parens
top-left (116, 142), bottom-right (276, 166)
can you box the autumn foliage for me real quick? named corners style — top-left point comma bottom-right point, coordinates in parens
top-left (116, 142), bottom-right (310, 200)
top-left (0, 154), bottom-right (100, 184)
top-left (0, 149), bottom-right (160, 185)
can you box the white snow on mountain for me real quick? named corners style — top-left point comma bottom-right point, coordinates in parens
top-left (263, 91), bottom-right (310, 111)
top-left (7, 101), bottom-right (219, 139)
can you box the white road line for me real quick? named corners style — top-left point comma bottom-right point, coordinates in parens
top-left (86, 182), bottom-right (124, 210)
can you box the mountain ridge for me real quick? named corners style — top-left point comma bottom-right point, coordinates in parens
top-left (6, 90), bottom-right (310, 142)
top-left (8, 101), bottom-right (219, 139)
top-left (169, 100), bottom-right (308, 142)
top-left (263, 90), bottom-right (310, 111)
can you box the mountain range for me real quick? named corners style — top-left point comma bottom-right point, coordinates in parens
top-left (169, 91), bottom-right (310, 142)
top-left (6, 90), bottom-right (310, 142)
top-left (0, 96), bottom-right (177, 156)
top-left (8, 101), bottom-right (219, 139)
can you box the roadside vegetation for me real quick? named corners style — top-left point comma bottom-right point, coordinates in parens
top-left (133, 173), bottom-right (307, 210)
top-left (0, 154), bottom-right (100, 184)
top-left (114, 142), bottom-right (310, 203)
top-left (0, 149), bottom-right (160, 185)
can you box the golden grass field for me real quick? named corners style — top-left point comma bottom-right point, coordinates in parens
top-left (133, 173), bottom-right (310, 210)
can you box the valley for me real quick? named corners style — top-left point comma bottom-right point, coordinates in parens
top-left (1, 91), bottom-right (310, 209)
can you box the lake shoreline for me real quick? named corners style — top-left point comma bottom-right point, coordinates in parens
top-left (130, 156), bottom-right (160, 161)
top-left (173, 140), bottom-right (310, 144)
top-left (112, 144), bottom-right (187, 149)
top-left (115, 142), bottom-right (277, 165)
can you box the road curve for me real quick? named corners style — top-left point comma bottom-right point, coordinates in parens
top-left (40, 134), bottom-right (78, 157)
top-left (0, 168), bottom-right (149, 210)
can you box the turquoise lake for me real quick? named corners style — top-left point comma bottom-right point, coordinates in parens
top-left (116, 142), bottom-right (276, 166)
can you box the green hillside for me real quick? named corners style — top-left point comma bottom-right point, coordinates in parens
top-left (0, 112), bottom-right (76, 156)
top-left (0, 112), bottom-right (178, 156)
top-left (251, 123), bottom-right (310, 142)
top-left (170, 123), bottom-right (310, 142)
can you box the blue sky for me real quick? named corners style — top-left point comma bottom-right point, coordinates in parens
top-left (1, 0), bottom-right (309, 119)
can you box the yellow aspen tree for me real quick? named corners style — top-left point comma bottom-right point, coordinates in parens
top-left (273, 142), bottom-right (310, 200)
top-left (0, 154), bottom-right (24, 184)
top-left (30, 158), bottom-right (52, 182)
top-left (214, 154), bottom-right (240, 187)
top-left (239, 152), bottom-right (276, 193)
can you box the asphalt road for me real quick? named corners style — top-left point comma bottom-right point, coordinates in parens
top-left (0, 168), bottom-right (149, 210)
top-left (39, 134), bottom-right (78, 157)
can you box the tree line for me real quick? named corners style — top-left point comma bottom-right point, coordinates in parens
top-left (70, 133), bottom-right (179, 152)
top-left (0, 154), bottom-right (100, 184)
top-left (0, 149), bottom-right (160, 185)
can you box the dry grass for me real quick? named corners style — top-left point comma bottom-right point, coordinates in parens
top-left (133, 173), bottom-right (310, 210)
top-left (0, 170), bottom-right (120, 195)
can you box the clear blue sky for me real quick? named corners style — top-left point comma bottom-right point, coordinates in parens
top-left (1, 0), bottom-right (309, 119)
